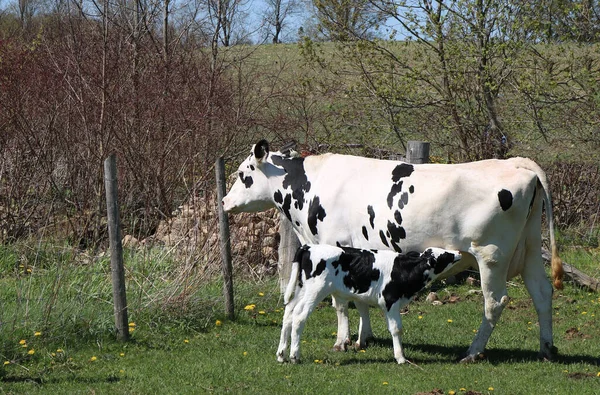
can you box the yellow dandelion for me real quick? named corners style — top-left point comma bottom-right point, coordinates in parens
top-left (120, 353), bottom-right (125, 357)
top-left (418, 315), bottom-right (423, 319)
top-left (51, 353), bottom-right (56, 357)
top-left (259, 310), bottom-right (266, 315)
top-left (34, 331), bottom-right (42, 336)
top-left (128, 327), bottom-right (135, 333)
top-left (57, 348), bottom-right (64, 353)
top-left (258, 292), bottom-right (265, 297)
top-left (90, 356), bottom-right (97, 362)
top-left (314, 359), bottom-right (323, 364)
top-left (26, 268), bottom-right (32, 273)
top-left (581, 311), bottom-right (587, 315)
top-left (382, 382), bottom-right (389, 385)
top-left (28, 349), bottom-right (35, 355)
top-left (128, 322), bottom-right (136, 327)
top-left (460, 388), bottom-right (466, 391)
top-left (449, 391), bottom-right (456, 395)
top-left (3, 361), bottom-right (9, 365)
top-left (243, 351), bottom-right (248, 356)
top-left (488, 387), bottom-right (494, 391)
top-left (359, 349), bottom-right (366, 353)
top-left (332, 332), bottom-right (337, 336)
top-left (447, 319), bottom-right (453, 323)
top-left (119, 369), bottom-right (125, 374)
top-left (19, 339), bottom-right (26, 345)
top-left (184, 339), bottom-right (189, 343)
top-left (597, 372), bottom-right (600, 377)
top-left (215, 319), bottom-right (222, 326)
top-left (244, 304), bottom-right (256, 311)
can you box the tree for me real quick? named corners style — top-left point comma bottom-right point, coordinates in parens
top-left (312, 0), bottom-right (384, 40)
top-left (264, 0), bottom-right (298, 43)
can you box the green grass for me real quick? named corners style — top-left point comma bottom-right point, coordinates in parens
top-left (1, 244), bottom-right (599, 394)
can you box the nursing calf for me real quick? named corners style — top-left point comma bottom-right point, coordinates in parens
top-left (277, 244), bottom-right (461, 364)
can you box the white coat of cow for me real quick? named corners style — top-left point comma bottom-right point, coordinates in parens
top-left (278, 244), bottom-right (462, 364)
top-left (222, 140), bottom-right (564, 362)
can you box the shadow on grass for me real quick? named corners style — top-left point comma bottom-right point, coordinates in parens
top-left (337, 337), bottom-right (600, 366)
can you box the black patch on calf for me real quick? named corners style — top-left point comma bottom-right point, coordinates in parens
top-left (272, 155), bottom-right (311, 211)
top-left (382, 252), bottom-right (431, 311)
top-left (294, 245), bottom-right (311, 288)
top-left (254, 139), bottom-right (269, 159)
top-left (379, 230), bottom-right (389, 247)
top-left (307, 196), bottom-right (326, 235)
top-left (498, 189), bottom-right (513, 211)
top-left (338, 247), bottom-right (381, 294)
top-left (367, 205), bottom-right (376, 228)
top-left (422, 249), bottom-right (459, 274)
top-left (409, 185), bottom-right (414, 193)
top-left (362, 226), bottom-right (369, 240)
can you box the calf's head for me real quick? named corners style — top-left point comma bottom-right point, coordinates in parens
top-left (422, 247), bottom-right (462, 280)
top-left (222, 140), bottom-right (283, 213)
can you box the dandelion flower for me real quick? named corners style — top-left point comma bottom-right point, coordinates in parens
top-left (243, 351), bottom-right (248, 356)
top-left (448, 391), bottom-right (456, 395)
top-left (128, 327), bottom-right (135, 333)
top-left (34, 331), bottom-right (42, 336)
top-left (128, 322), bottom-right (136, 327)
top-left (28, 349), bottom-right (35, 355)
top-left (57, 348), bottom-right (64, 353)
top-left (488, 387), bottom-right (494, 391)
top-left (258, 292), bottom-right (265, 297)
top-left (314, 359), bottom-right (323, 364)
top-left (581, 311), bottom-right (587, 315)
top-left (215, 320), bottom-right (222, 327)
top-left (19, 340), bottom-right (26, 345)
top-left (90, 356), bottom-right (97, 362)
top-left (244, 304), bottom-right (256, 311)
top-left (460, 388), bottom-right (466, 391)
top-left (597, 372), bottom-right (600, 377)
top-left (120, 353), bottom-right (125, 357)
top-left (359, 349), bottom-right (366, 353)
top-left (447, 319), bottom-right (453, 323)
top-left (3, 361), bottom-right (9, 365)
top-left (119, 369), bottom-right (125, 374)
top-left (258, 310), bottom-right (266, 315)
top-left (184, 339), bottom-right (189, 344)
top-left (51, 353), bottom-right (56, 357)
top-left (382, 382), bottom-right (389, 385)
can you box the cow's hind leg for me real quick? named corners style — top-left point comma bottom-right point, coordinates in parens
top-left (463, 246), bottom-right (510, 363)
top-left (522, 246), bottom-right (556, 360)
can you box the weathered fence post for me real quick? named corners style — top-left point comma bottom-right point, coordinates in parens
top-left (216, 156), bottom-right (235, 319)
top-left (103, 154), bottom-right (129, 341)
top-left (406, 141), bottom-right (430, 164)
top-left (278, 215), bottom-right (301, 293)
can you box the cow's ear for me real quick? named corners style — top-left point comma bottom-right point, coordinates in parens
top-left (254, 139), bottom-right (270, 162)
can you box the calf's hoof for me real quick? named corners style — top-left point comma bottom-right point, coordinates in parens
top-left (276, 353), bottom-right (286, 363)
top-left (290, 356), bottom-right (300, 364)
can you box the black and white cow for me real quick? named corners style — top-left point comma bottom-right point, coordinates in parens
top-left (277, 244), bottom-right (462, 364)
top-left (222, 140), bottom-right (564, 362)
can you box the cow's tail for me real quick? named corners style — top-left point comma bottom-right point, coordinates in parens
top-left (513, 157), bottom-right (564, 289)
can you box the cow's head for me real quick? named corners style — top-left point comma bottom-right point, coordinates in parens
top-left (222, 140), bottom-right (284, 213)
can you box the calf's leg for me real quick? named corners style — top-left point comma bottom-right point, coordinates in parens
top-left (385, 306), bottom-right (407, 364)
top-left (276, 295), bottom-right (298, 362)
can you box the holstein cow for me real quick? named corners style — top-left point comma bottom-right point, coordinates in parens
top-left (277, 244), bottom-right (462, 364)
top-left (222, 140), bottom-right (564, 362)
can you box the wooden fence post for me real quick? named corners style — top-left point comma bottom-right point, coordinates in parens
top-left (406, 141), bottom-right (430, 164)
top-left (278, 215), bottom-right (301, 293)
top-left (103, 154), bottom-right (129, 341)
top-left (216, 156), bottom-right (235, 319)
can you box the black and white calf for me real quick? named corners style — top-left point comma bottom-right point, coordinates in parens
top-left (277, 244), bottom-right (461, 364)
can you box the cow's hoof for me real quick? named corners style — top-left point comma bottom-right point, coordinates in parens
top-left (459, 353), bottom-right (485, 363)
top-left (538, 343), bottom-right (558, 361)
top-left (333, 339), bottom-right (351, 351)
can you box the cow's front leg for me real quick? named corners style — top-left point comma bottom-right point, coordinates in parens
top-left (332, 296), bottom-right (351, 351)
top-left (355, 301), bottom-right (373, 349)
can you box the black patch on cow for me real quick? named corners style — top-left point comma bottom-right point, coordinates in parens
top-left (274, 190), bottom-right (283, 204)
top-left (387, 181), bottom-right (403, 209)
top-left (281, 193), bottom-right (292, 221)
top-left (295, 221), bottom-right (300, 226)
top-left (249, 164), bottom-right (255, 171)
top-left (271, 155), bottom-right (311, 211)
top-left (307, 196), bottom-right (326, 235)
top-left (498, 189), bottom-right (513, 211)
top-left (387, 220), bottom-right (405, 253)
top-left (398, 192), bottom-right (409, 210)
top-left (409, 185), bottom-right (414, 193)
top-left (379, 230), bottom-right (389, 247)
top-left (362, 226), bottom-right (369, 240)
top-left (394, 210), bottom-right (402, 225)
top-left (391, 163), bottom-right (414, 182)
top-left (337, 247), bottom-right (381, 294)
top-left (254, 139), bottom-right (269, 159)
top-left (367, 205), bottom-right (376, 229)
top-left (336, 241), bottom-right (342, 248)
top-left (381, 252), bottom-right (431, 311)
top-left (239, 172), bottom-right (253, 188)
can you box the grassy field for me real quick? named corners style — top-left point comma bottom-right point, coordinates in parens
top-left (1, 244), bottom-right (599, 394)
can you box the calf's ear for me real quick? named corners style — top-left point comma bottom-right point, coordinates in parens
top-left (254, 139), bottom-right (270, 162)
